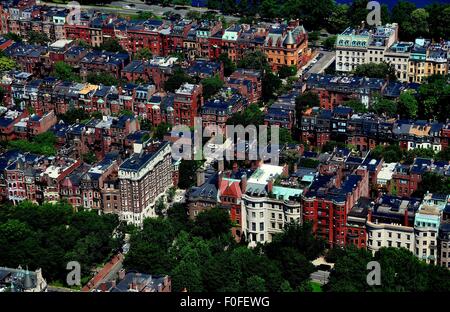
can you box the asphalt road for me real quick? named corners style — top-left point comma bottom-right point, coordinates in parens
top-left (39, 0), bottom-right (240, 21)
top-left (304, 50), bottom-right (335, 75)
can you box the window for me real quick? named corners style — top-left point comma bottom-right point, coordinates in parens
top-left (260, 212), bottom-right (264, 218)
top-left (259, 222), bottom-right (264, 231)
top-left (252, 212), bottom-right (256, 218)
top-left (251, 222), bottom-right (256, 231)
top-left (260, 234), bottom-right (264, 242)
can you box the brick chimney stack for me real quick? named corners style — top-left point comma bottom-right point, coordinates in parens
top-left (241, 173), bottom-right (247, 193)
top-left (196, 168), bottom-right (205, 187)
top-left (267, 179), bottom-right (273, 193)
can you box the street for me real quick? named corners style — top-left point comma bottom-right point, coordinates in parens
top-left (38, 0), bottom-right (240, 21)
top-left (302, 50), bottom-right (335, 75)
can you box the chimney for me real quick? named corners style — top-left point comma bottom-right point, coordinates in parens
top-left (241, 173), bottom-right (247, 193)
top-left (282, 163), bottom-right (289, 177)
top-left (404, 209), bottom-right (409, 227)
top-left (267, 179), bottom-right (273, 193)
top-left (293, 162), bottom-right (298, 173)
top-left (232, 162), bottom-right (238, 173)
top-left (218, 171), bottom-right (223, 187)
top-left (218, 159), bottom-right (224, 172)
top-left (196, 168), bottom-right (205, 186)
top-left (367, 208), bottom-right (372, 222)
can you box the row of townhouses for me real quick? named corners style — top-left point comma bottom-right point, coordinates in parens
top-left (0, 1), bottom-right (312, 71)
top-left (336, 23), bottom-right (450, 83)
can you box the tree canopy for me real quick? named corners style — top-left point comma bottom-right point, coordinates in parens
top-left (0, 201), bottom-right (122, 285)
top-left (52, 61), bottom-right (81, 82)
top-left (354, 62), bottom-right (397, 81)
top-left (164, 68), bottom-right (195, 93)
top-left (326, 246), bottom-right (450, 292)
top-left (201, 75), bottom-right (224, 100)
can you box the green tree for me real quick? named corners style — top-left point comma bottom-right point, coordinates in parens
top-left (323, 35), bottom-right (337, 50)
top-left (265, 222), bottom-right (325, 261)
top-left (155, 197), bottom-right (166, 217)
top-left (218, 53), bottom-right (236, 76)
top-left (27, 31), bottom-right (50, 45)
top-left (153, 122), bottom-right (172, 140)
top-left (167, 202), bottom-right (191, 234)
top-left (370, 93), bottom-right (397, 116)
top-left (391, 0), bottom-right (418, 41)
top-left (327, 4), bottom-right (349, 34)
top-left (343, 99), bottom-right (367, 113)
top-left (133, 47), bottom-right (153, 61)
top-left (238, 50), bottom-right (269, 72)
top-left (354, 62), bottom-right (397, 81)
top-left (124, 218), bottom-right (175, 274)
top-left (226, 104), bottom-right (264, 127)
top-left (426, 4), bottom-right (450, 40)
top-left (185, 10), bottom-right (202, 21)
top-left (4, 32), bottom-right (22, 42)
top-left (164, 68), bottom-right (195, 93)
top-left (191, 207), bottom-right (232, 240)
top-left (295, 92), bottom-right (320, 125)
top-left (167, 187), bottom-right (176, 203)
top-left (259, 0), bottom-right (279, 19)
top-left (346, 0), bottom-right (369, 28)
top-left (397, 90), bottom-right (418, 119)
top-left (52, 61), bottom-right (80, 82)
top-left (414, 172), bottom-right (450, 198)
top-left (0, 56), bottom-right (16, 72)
top-left (418, 75), bottom-right (450, 122)
top-left (325, 246), bottom-right (374, 292)
top-left (246, 276), bottom-right (267, 292)
top-left (201, 75), bottom-right (224, 100)
top-left (86, 72), bottom-right (118, 86)
top-left (97, 38), bottom-right (126, 53)
top-left (60, 108), bottom-right (90, 124)
top-left (178, 159), bottom-right (204, 189)
top-left (262, 72), bottom-right (282, 101)
top-left (82, 151), bottom-right (97, 164)
top-left (278, 65), bottom-right (297, 79)
top-left (171, 259), bottom-right (203, 292)
top-left (410, 9), bottom-right (429, 39)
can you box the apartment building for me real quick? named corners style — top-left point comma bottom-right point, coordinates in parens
top-left (264, 21), bottom-right (310, 71)
top-left (118, 142), bottom-right (172, 226)
top-left (242, 164), bottom-right (303, 245)
top-left (173, 83), bottom-right (203, 127)
top-left (384, 42), bottom-right (413, 82)
top-left (408, 39), bottom-right (449, 83)
top-left (414, 193), bottom-right (447, 265)
top-left (366, 195), bottom-right (420, 254)
top-left (336, 23), bottom-right (398, 73)
top-left (302, 167), bottom-right (369, 248)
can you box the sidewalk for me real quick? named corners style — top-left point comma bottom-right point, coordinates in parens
top-left (81, 253), bottom-right (124, 292)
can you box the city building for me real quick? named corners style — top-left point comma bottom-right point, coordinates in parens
top-left (118, 142), bottom-right (172, 226)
